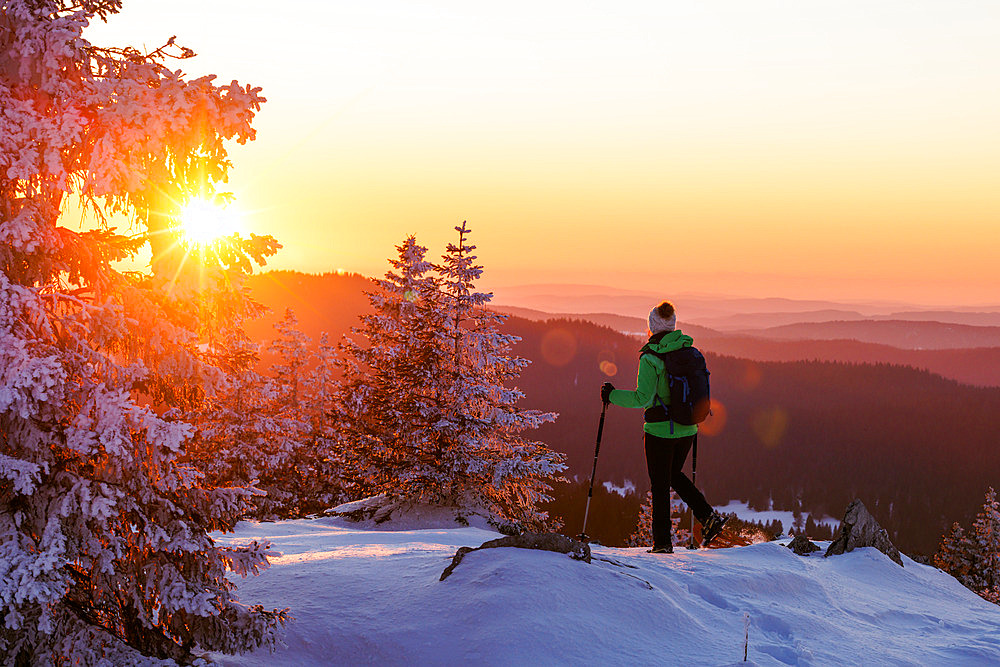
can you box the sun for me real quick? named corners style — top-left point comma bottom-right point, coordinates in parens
top-left (178, 198), bottom-right (243, 244)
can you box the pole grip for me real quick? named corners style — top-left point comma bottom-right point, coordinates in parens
top-left (594, 404), bottom-right (607, 458)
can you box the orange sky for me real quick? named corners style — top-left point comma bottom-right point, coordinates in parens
top-left (84, 2), bottom-right (1000, 307)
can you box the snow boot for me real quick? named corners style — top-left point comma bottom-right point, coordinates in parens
top-left (647, 544), bottom-right (673, 554)
top-left (701, 512), bottom-right (730, 547)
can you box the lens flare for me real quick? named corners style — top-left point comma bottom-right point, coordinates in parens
top-left (736, 360), bottom-right (763, 392)
top-left (698, 399), bottom-right (727, 436)
top-left (540, 328), bottom-right (577, 366)
top-left (597, 349), bottom-right (617, 377)
top-left (752, 407), bottom-right (789, 449)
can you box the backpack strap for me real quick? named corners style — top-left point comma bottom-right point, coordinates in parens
top-left (641, 347), bottom-right (675, 433)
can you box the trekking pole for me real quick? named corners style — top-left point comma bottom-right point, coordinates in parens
top-left (689, 434), bottom-right (699, 549)
top-left (577, 400), bottom-right (608, 542)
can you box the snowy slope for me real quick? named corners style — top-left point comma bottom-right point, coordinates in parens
top-left (211, 518), bottom-right (1000, 666)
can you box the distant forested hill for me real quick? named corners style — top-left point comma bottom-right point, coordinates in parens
top-left (749, 319), bottom-right (1000, 350)
top-left (244, 270), bottom-right (372, 352)
top-left (491, 307), bottom-right (1000, 387)
top-left (696, 337), bottom-right (1000, 388)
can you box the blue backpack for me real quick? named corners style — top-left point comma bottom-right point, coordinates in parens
top-left (641, 345), bottom-right (711, 428)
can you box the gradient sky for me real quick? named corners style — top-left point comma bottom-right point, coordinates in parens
top-left (84, 1), bottom-right (1000, 306)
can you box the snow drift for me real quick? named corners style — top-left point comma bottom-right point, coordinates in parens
top-left (212, 517), bottom-right (1000, 665)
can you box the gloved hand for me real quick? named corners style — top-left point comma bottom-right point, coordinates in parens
top-left (601, 382), bottom-right (615, 404)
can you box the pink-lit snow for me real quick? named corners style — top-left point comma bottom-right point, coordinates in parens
top-left (212, 515), bottom-right (1000, 665)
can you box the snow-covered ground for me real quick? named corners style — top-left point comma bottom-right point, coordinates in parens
top-left (212, 517), bottom-right (1000, 666)
top-left (602, 479), bottom-right (637, 497)
top-left (581, 483), bottom-right (840, 531)
top-left (716, 500), bottom-right (840, 532)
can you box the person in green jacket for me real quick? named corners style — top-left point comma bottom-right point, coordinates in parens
top-left (601, 300), bottom-right (727, 553)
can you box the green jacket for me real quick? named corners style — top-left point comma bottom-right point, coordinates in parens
top-left (608, 329), bottom-right (699, 438)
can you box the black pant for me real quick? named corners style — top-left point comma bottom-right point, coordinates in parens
top-left (644, 432), bottom-right (714, 547)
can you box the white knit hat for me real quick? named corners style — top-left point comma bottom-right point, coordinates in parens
top-left (648, 307), bottom-right (676, 334)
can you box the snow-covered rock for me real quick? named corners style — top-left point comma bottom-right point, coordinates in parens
top-left (787, 534), bottom-right (820, 555)
top-left (825, 498), bottom-right (903, 566)
top-left (326, 494), bottom-right (508, 532)
top-left (439, 532), bottom-right (591, 581)
top-left (212, 516), bottom-right (1000, 666)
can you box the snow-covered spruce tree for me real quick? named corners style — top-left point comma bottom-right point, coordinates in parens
top-left (935, 488), bottom-right (1000, 604)
top-left (433, 222), bottom-right (565, 529)
top-left (264, 309), bottom-right (340, 517)
top-left (935, 523), bottom-right (976, 589)
top-left (969, 488), bottom-right (1000, 602)
top-left (626, 491), bottom-right (690, 547)
top-left (300, 331), bottom-right (349, 512)
top-left (335, 235), bottom-right (453, 503)
top-left (0, 2), bottom-right (286, 663)
top-left (268, 309), bottom-right (311, 410)
top-left (336, 226), bottom-right (565, 530)
top-left (183, 324), bottom-right (306, 521)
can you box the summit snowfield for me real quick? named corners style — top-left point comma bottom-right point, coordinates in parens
top-left (212, 516), bottom-right (1000, 666)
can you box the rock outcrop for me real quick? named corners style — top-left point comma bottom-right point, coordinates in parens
top-left (440, 533), bottom-right (591, 581)
top-left (787, 534), bottom-right (820, 555)
top-left (824, 499), bottom-right (903, 567)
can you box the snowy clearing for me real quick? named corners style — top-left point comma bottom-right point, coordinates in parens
top-left (210, 516), bottom-right (1000, 666)
top-left (716, 500), bottom-right (841, 532)
top-left (602, 479), bottom-right (638, 497)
